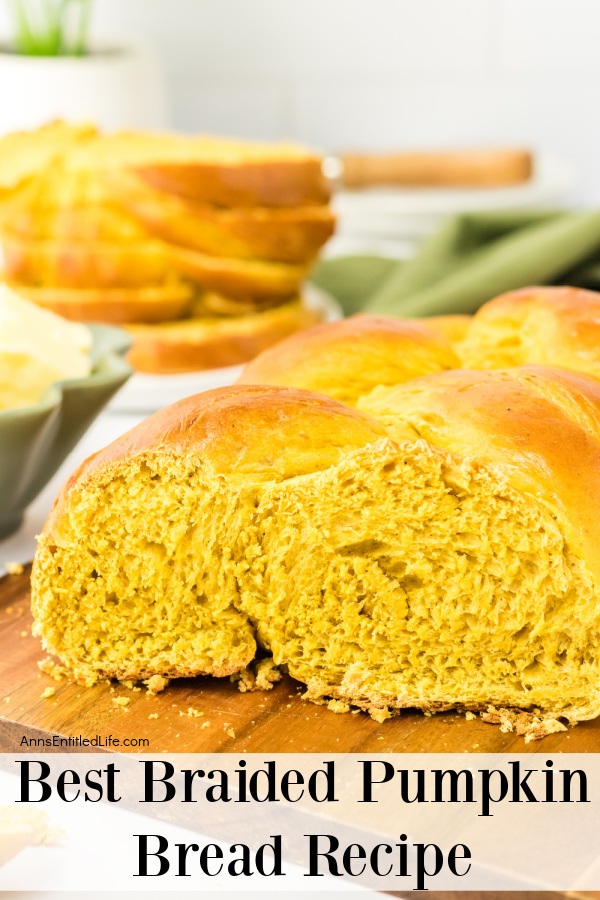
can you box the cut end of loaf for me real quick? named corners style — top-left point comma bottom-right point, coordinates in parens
top-left (32, 453), bottom-right (258, 684)
top-left (30, 383), bottom-right (600, 725)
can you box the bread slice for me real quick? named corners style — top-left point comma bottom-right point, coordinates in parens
top-left (129, 138), bottom-right (329, 208)
top-left (31, 371), bottom-right (600, 727)
top-left (109, 170), bottom-right (335, 263)
top-left (459, 286), bottom-right (600, 378)
top-left (125, 296), bottom-right (322, 373)
top-left (14, 283), bottom-right (194, 325)
top-left (169, 246), bottom-right (308, 300)
top-left (3, 233), bottom-right (177, 290)
top-left (56, 130), bottom-right (330, 208)
top-left (239, 314), bottom-right (460, 405)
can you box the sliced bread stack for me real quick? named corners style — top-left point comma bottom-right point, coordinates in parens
top-left (0, 126), bottom-right (335, 372)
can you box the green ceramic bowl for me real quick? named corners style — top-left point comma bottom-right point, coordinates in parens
top-left (0, 324), bottom-right (132, 539)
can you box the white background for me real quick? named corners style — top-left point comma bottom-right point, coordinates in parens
top-left (0, 0), bottom-right (598, 202)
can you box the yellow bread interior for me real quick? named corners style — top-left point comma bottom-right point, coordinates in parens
top-left (31, 377), bottom-right (600, 722)
top-left (246, 440), bottom-right (598, 719)
top-left (33, 453), bottom-right (257, 681)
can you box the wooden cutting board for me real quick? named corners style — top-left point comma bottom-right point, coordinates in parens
top-left (1, 566), bottom-right (599, 754)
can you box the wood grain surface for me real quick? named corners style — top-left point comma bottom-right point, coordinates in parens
top-left (1, 566), bottom-right (600, 754)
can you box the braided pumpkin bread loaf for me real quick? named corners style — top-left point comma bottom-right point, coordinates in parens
top-left (31, 372), bottom-right (600, 727)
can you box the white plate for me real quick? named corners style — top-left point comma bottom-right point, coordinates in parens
top-left (109, 284), bottom-right (342, 414)
top-left (324, 234), bottom-right (419, 260)
top-left (333, 156), bottom-right (575, 240)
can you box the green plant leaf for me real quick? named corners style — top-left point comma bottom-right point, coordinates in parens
top-left (9, 0), bottom-right (93, 56)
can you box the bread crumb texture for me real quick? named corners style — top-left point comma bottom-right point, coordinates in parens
top-left (30, 377), bottom-right (600, 733)
top-left (144, 675), bottom-right (169, 695)
top-left (112, 696), bottom-right (130, 708)
top-left (232, 657), bottom-right (282, 693)
top-left (37, 657), bottom-right (69, 681)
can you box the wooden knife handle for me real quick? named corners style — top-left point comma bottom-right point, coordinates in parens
top-left (339, 149), bottom-right (533, 188)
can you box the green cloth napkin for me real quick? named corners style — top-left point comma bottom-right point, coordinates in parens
top-left (311, 209), bottom-right (600, 318)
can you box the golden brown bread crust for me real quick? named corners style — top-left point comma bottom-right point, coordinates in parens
top-left (133, 157), bottom-right (330, 208)
top-left (110, 170), bottom-right (335, 263)
top-left (360, 364), bottom-right (600, 583)
top-left (13, 283), bottom-right (194, 325)
top-left (420, 313), bottom-right (472, 345)
top-left (458, 285), bottom-right (600, 375)
top-left (125, 297), bottom-right (321, 373)
top-left (41, 384), bottom-right (386, 546)
top-left (238, 313), bottom-right (460, 405)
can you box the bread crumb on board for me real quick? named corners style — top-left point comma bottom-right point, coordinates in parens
top-left (143, 675), bottom-right (169, 695)
top-left (201, 721), bottom-right (211, 729)
top-left (37, 657), bottom-right (69, 682)
top-left (231, 657), bottom-right (282, 693)
top-left (5, 561), bottom-right (24, 575)
top-left (369, 707), bottom-right (393, 724)
top-left (112, 696), bottom-right (130, 708)
top-left (148, 713), bottom-right (159, 720)
top-left (40, 687), bottom-right (55, 700)
top-left (327, 699), bottom-right (350, 714)
top-left (480, 706), bottom-right (569, 742)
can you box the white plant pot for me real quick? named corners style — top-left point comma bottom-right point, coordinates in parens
top-left (0, 40), bottom-right (168, 135)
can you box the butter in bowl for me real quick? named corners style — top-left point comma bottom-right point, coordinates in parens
top-left (0, 285), bottom-right (132, 538)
